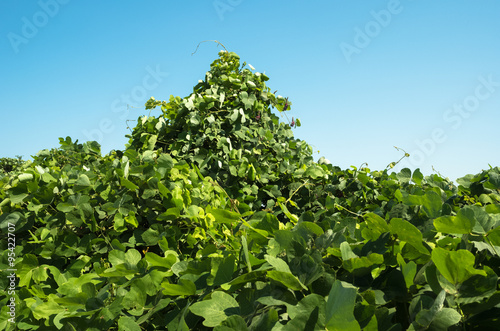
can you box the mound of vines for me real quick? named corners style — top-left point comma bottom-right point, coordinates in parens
top-left (1, 51), bottom-right (500, 330)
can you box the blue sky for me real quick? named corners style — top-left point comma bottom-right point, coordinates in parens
top-left (1, 0), bottom-right (499, 182)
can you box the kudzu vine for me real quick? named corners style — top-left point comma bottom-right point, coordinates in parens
top-left (0, 50), bottom-right (500, 330)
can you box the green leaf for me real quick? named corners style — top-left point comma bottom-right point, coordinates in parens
top-left (342, 253), bottom-right (384, 275)
top-left (161, 279), bottom-right (196, 296)
top-left (190, 291), bottom-right (240, 327)
top-left (158, 181), bottom-right (170, 198)
top-left (304, 165), bottom-right (325, 179)
top-left (74, 174), bottom-right (91, 191)
top-left (402, 190), bottom-right (442, 219)
top-left (362, 213), bottom-right (390, 240)
top-left (390, 218), bottom-right (429, 255)
top-left (214, 315), bottom-right (249, 331)
top-left (397, 254), bottom-right (417, 289)
top-left (209, 207), bottom-right (241, 224)
top-left (32, 297), bottom-right (66, 320)
top-left (434, 207), bottom-right (475, 234)
top-left (325, 280), bottom-right (361, 331)
top-left (429, 308), bottom-right (462, 330)
top-left (397, 168), bottom-right (411, 183)
top-left (8, 188), bottom-right (29, 204)
top-left (18, 173), bottom-right (34, 182)
top-left (431, 247), bottom-right (486, 285)
top-left (487, 226), bottom-right (500, 246)
top-left (212, 255), bottom-right (236, 286)
top-left (121, 177), bottom-right (139, 191)
top-left (340, 242), bottom-right (358, 260)
top-left (267, 270), bottom-right (307, 291)
top-left (249, 308), bottom-right (279, 330)
top-left (100, 264), bottom-right (138, 277)
top-left (118, 316), bottom-right (141, 331)
top-left (412, 169), bottom-right (424, 185)
top-left (125, 211), bottom-right (139, 228)
top-left (469, 205), bottom-right (496, 234)
top-left (285, 294), bottom-right (326, 330)
top-left (145, 252), bottom-right (177, 269)
top-left (227, 270), bottom-right (267, 286)
top-left (124, 249), bottom-right (141, 266)
top-left (414, 289), bottom-right (446, 328)
top-left (265, 254), bottom-right (292, 273)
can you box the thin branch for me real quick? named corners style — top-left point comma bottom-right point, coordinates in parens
top-left (192, 40), bottom-right (228, 56)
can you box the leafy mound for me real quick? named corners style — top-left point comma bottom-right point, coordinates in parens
top-left (1, 51), bottom-right (500, 330)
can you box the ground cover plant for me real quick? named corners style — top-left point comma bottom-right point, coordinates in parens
top-left (1, 49), bottom-right (500, 330)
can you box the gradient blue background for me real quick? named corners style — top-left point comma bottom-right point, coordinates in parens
top-left (1, 0), bottom-right (499, 182)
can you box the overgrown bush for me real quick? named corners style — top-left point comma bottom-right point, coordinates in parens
top-left (1, 51), bottom-right (500, 330)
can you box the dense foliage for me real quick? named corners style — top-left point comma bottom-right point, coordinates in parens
top-left (1, 51), bottom-right (500, 330)
top-left (0, 156), bottom-right (24, 174)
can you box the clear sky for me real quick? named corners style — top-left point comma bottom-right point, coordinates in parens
top-left (1, 0), bottom-right (499, 182)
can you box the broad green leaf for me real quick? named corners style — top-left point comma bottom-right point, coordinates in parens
top-left (161, 279), bottom-right (196, 296)
top-left (487, 226), bottom-right (500, 246)
top-left (8, 189), bottom-right (28, 204)
top-left (141, 227), bottom-right (161, 245)
top-left (397, 168), bottom-right (411, 183)
top-left (428, 308), bottom-right (462, 330)
top-left (248, 308), bottom-right (279, 330)
top-left (56, 274), bottom-right (101, 296)
top-left (485, 204), bottom-right (500, 214)
top-left (414, 289), bottom-right (446, 328)
top-left (136, 298), bottom-right (171, 325)
top-left (390, 218), bottom-right (429, 255)
top-left (32, 298), bottom-right (66, 320)
top-left (227, 270), bottom-right (267, 286)
top-left (267, 270), bottom-right (307, 291)
top-left (145, 252), bottom-right (177, 269)
top-left (124, 211), bottom-right (139, 228)
top-left (456, 266), bottom-right (498, 304)
top-left (18, 173), bottom-right (34, 182)
top-left (485, 172), bottom-right (500, 189)
top-left (118, 316), bottom-right (141, 331)
top-left (209, 207), bottom-right (241, 224)
top-left (214, 315), bottom-right (248, 331)
top-left (212, 255), bottom-right (236, 286)
top-left (296, 221), bottom-right (324, 236)
top-left (340, 242), bottom-right (358, 260)
top-left (74, 174), bottom-right (91, 190)
top-left (265, 255), bottom-right (292, 273)
top-left (469, 205), bottom-right (496, 234)
top-left (397, 254), bottom-right (417, 289)
top-left (285, 294), bottom-right (326, 330)
top-left (434, 207), bottom-right (475, 234)
top-left (343, 253), bottom-right (384, 275)
top-left (113, 212), bottom-right (126, 232)
top-left (125, 249), bottom-right (142, 267)
top-left (412, 169), bottom-right (424, 185)
top-left (100, 264), bottom-right (137, 277)
top-left (158, 181), bottom-right (170, 198)
top-left (121, 177), bottom-right (139, 191)
top-left (420, 190), bottom-right (443, 219)
top-left (362, 213), bottom-right (390, 240)
top-left (190, 291), bottom-right (240, 327)
top-left (431, 247), bottom-right (486, 285)
top-left (304, 165), bottom-right (325, 179)
top-left (402, 190), bottom-right (442, 219)
top-left (325, 280), bottom-right (360, 331)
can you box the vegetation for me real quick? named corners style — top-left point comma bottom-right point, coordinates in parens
top-left (1, 50), bottom-right (500, 330)
top-left (0, 156), bottom-right (24, 174)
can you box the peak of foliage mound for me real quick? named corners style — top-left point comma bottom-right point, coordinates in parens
top-left (1, 51), bottom-right (500, 330)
